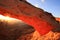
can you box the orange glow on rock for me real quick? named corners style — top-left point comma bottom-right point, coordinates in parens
top-left (0, 8), bottom-right (54, 35)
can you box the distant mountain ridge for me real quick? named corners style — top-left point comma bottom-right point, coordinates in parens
top-left (56, 18), bottom-right (60, 22)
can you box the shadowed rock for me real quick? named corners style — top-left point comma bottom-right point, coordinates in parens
top-left (0, 19), bottom-right (34, 40)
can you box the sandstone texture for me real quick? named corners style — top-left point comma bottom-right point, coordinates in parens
top-left (17, 18), bottom-right (60, 40)
top-left (0, 18), bottom-right (60, 40)
top-left (0, 0), bottom-right (60, 40)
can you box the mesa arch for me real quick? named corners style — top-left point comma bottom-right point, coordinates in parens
top-left (0, 0), bottom-right (60, 35)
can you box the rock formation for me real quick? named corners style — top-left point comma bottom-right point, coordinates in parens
top-left (0, 0), bottom-right (60, 35)
top-left (0, 0), bottom-right (60, 40)
top-left (0, 18), bottom-right (60, 40)
top-left (17, 18), bottom-right (60, 40)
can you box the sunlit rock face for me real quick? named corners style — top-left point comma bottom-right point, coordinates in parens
top-left (18, 31), bottom-right (60, 40)
top-left (17, 18), bottom-right (60, 40)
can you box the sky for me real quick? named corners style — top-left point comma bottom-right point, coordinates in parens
top-left (27, 0), bottom-right (60, 17)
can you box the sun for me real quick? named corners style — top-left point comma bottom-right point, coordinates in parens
top-left (0, 15), bottom-right (22, 22)
top-left (0, 15), bottom-right (19, 24)
top-left (0, 15), bottom-right (15, 20)
top-left (0, 15), bottom-right (20, 22)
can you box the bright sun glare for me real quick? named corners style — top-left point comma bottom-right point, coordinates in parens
top-left (0, 15), bottom-right (20, 24)
top-left (0, 15), bottom-right (22, 23)
top-left (0, 15), bottom-right (16, 20)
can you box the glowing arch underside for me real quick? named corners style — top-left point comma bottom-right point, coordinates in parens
top-left (0, 10), bottom-right (53, 35)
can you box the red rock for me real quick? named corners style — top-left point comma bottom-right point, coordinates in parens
top-left (0, 0), bottom-right (60, 35)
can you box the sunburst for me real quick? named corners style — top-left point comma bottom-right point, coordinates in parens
top-left (0, 15), bottom-right (15, 20)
